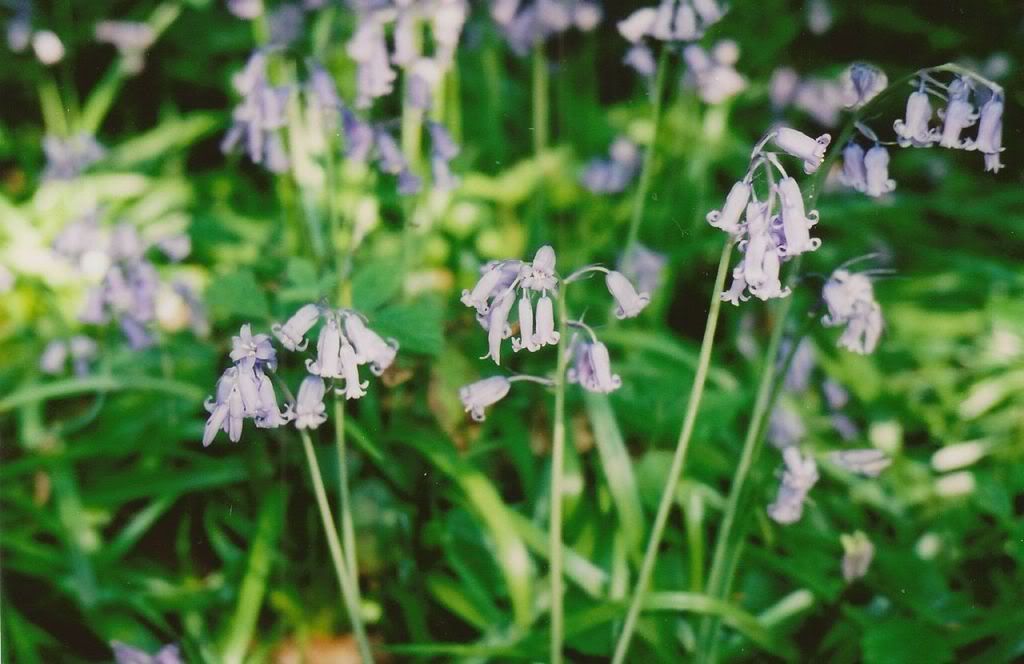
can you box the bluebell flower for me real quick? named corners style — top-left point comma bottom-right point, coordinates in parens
top-left (863, 145), bottom-right (895, 197)
top-left (120, 316), bottom-right (154, 350)
top-left (111, 640), bottom-right (183, 664)
top-left (829, 448), bottom-right (891, 477)
top-left (706, 180), bottom-right (751, 235)
top-left (623, 44), bottom-right (657, 78)
top-left (460, 375), bottom-right (512, 422)
top-left (775, 176), bottom-right (821, 257)
top-left (32, 30), bottom-right (64, 65)
top-left (343, 311), bottom-right (398, 376)
top-left (841, 63), bottom-right (887, 109)
top-left (767, 401), bottom-right (805, 449)
top-left (336, 338), bottom-right (369, 400)
top-left (482, 289), bottom-right (516, 365)
top-left (822, 378), bottom-right (849, 409)
top-left (782, 338), bottom-right (815, 392)
top-left (893, 83), bottom-right (937, 148)
top-left (605, 270), bottom-right (650, 319)
top-left (227, 0), bottom-right (263, 20)
top-left (307, 60), bottom-right (344, 121)
top-left (773, 127), bottom-right (831, 174)
top-left (975, 93), bottom-right (1004, 172)
top-left (618, 0), bottom-right (722, 44)
top-left (567, 338), bottom-right (622, 393)
top-left (374, 129), bottom-right (406, 175)
top-left (294, 375), bottom-right (328, 429)
top-left (494, 0), bottom-right (602, 55)
top-left (95, 20), bottom-right (155, 75)
top-left (222, 51), bottom-right (291, 173)
top-left (230, 323), bottom-right (277, 371)
top-left (42, 133), bottom-right (105, 180)
top-left (511, 293), bottom-right (538, 353)
top-left (520, 245), bottom-right (558, 292)
top-left (938, 78), bottom-right (978, 149)
top-left (838, 142), bottom-right (867, 192)
top-left (397, 168), bottom-right (423, 195)
top-left (268, 3), bottom-right (304, 47)
top-left (462, 262), bottom-right (511, 315)
top-left (580, 138), bottom-right (641, 194)
top-left (273, 303), bottom-right (320, 351)
top-left (306, 315), bottom-right (344, 378)
top-left (735, 201), bottom-right (790, 302)
top-left (347, 15), bottom-right (396, 108)
top-left (203, 367), bottom-right (243, 446)
top-left (619, 244), bottom-right (667, 297)
top-left (821, 269), bottom-right (884, 354)
top-left (5, 1), bottom-right (31, 53)
top-left (682, 41), bottom-right (747, 105)
top-left (533, 294), bottom-right (560, 347)
top-left (767, 446), bottom-right (818, 524)
top-left (342, 108), bottom-right (375, 161)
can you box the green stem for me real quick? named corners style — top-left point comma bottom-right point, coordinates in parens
top-left (532, 42), bottom-right (549, 159)
top-left (623, 44), bottom-right (671, 259)
top-left (611, 240), bottom-right (733, 664)
top-left (298, 429), bottom-right (375, 663)
top-left (696, 256), bottom-right (801, 663)
top-left (550, 282), bottom-right (570, 664)
top-left (334, 396), bottom-right (360, 594)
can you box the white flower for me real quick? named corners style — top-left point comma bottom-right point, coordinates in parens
top-left (533, 294), bottom-right (560, 347)
top-left (893, 87), bottom-right (937, 147)
top-left (511, 293), bottom-right (539, 352)
top-left (294, 376), bottom-right (328, 429)
top-left (461, 263), bottom-right (507, 314)
top-left (863, 145), bottom-right (896, 198)
top-left (838, 142), bottom-right (867, 192)
top-left (829, 448), bottom-right (891, 477)
top-left (32, 30), bottom-right (65, 65)
top-left (482, 289), bottom-right (516, 365)
top-left (938, 78), bottom-right (978, 150)
top-left (272, 303), bottom-right (320, 351)
top-left (521, 245), bottom-right (558, 292)
top-left (775, 176), bottom-right (821, 257)
top-left (605, 270), bottom-right (650, 319)
top-left (821, 269), bottom-right (884, 354)
top-left (767, 446), bottom-right (819, 524)
top-left (618, 7), bottom-right (658, 43)
top-left (459, 375), bottom-right (512, 421)
top-left (706, 180), bottom-right (751, 234)
top-left (305, 316), bottom-right (344, 378)
top-left (975, 94), bottom-right (1004, 172)
top-left (343, 312), bottom-right (398, 376)
top-left (567, 340), bottom-right (622, 393)
top-left (721, 265), bottom-right (750, 306)
top-left (337, 340), bottom-right (369, 399)
top-left (773, 127), bottom-right (831, 174)
top-left (740, 202), bottom-right (790, 301)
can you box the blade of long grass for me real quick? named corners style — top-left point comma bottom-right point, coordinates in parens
top-left (0, 376), bottom-right (203, 413)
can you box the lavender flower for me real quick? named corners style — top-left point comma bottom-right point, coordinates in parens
top-left (775, 176), bottom-right (821, 257)
top-left (682, 41), bottom-right (747, 105)
top-left (619, 244), bottom-right (667, 297)
top-left (347, 14), bottom-right (395, 108)
top-left (231, 323), bottom-right (277, 371)
top-left (227, 0), bottom-right (263, 20)
top-left (580, 138), bottom-right (641, 194)
top-left (5, 1), bottom-right (31, 53)
top-left (822, 379), bottom-right (849, 409)
top-left (337, 338), bottom-right (369, 400)
top-left (767, 446), bottom-right (819, 525)
top-left (842, 63), bottom-right (887, 109)
top-left (893, 83), bottom-right (937, 148)
top-left (533, 295), bottom-right (560, 347)
top-left (268, 3), bottom-right (304, 47)
top-left (521, 245), bottom-right (557, 292)
top-left (773, 127), bottom-right (831, 175)
top-left (975, 93), bottom-right (1004, 173)
top-left (482, 289), bottom-right (516, 365)
top-left (111, 640), bottom-right (183, 664)
top-left (511, 293), bottom-right (538, 353)
top-left (838, 142), bottom-right (867, 192)
top-left (623, 44), bottom-right (657, 78)
top-left (605, 270), bottom-right (650, 319)
top-left (273, 303), bottom-right (320, 351)
top-left (829, 449), bottom-right (891, 477)
top-left (343, 311), bottom-right (398, 375)
top-left (43, 133), bottom-right (105, 180)
top-left (706, 181), bottom-right (751, 235)
top-left (567, 339), bottom-right (622, 394)
top-left (342, 108), bottom-right (374, 161)
top-left (767, 401), bottom-right (806, 449)
top-left (222, 51), bottom-right (291, 173)
top-left (494, 0), bottom-right (602, 55)
top-left (937, 78), bottom-right (978, 149)
top-left (730, 202), bottom-right (790, 302)
top-left (306, 316), bottom-right (344, 378)
top-left (863, 145), bottom-right (895, 197)
top-left (460, 375), bottom-right (512, 422)
top-left (294, 375), bottom-right (328, 429)
top-left (821, 269), bottom-right (884, 354)
top-left (95, 20), bottom-right (155, 75)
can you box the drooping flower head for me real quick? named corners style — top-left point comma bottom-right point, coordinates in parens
top-left (767, 446), bottom-right (819, 524)
top-left (842, 63), bottom-right (887, 109)
top-left (821, 267), bottom-right (884, 354)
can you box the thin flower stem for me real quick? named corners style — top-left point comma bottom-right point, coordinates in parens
top-left (549, 281), bottom-right (570, 664)
top-left (532, 41), bottom-right (549, 160)
top-left (334, 395), bottom-right (360, 597)
top-left (624, 44), bottom-right (671, 259)
top-left (298, 428), bottom-right (375, 663)
top-left (611, 240), bottom-right (734, 664)
top-left (695, 265), bottom-right (798, 663)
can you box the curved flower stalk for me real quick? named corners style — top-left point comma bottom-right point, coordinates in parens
top-left (459, 244), bottom-right (647, 663)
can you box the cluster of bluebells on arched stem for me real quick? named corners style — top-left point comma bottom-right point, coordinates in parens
top-left (839, 64), bottom-right (1005, 201)
top-left (457, 245), bottom-right (650, 421)
top-left (202, 303), bottom-right (398, 446)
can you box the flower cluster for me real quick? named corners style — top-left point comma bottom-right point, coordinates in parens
top-left (347, 0), bottom-right (469, 108)
top-left (769, 67), bottom-right (846, 127)
top-left (821, 267), bottom-right (884, 355)
top-left (767, 446), bottom-right (819, 524)
top-left (619, 0), bottom-right (724, 78)
top-left (708, 127), bottom-right (829, 305)
top-left (55, 218), bottom-right (193, 350)
top-left (682, 40), bottom-right (747, 105)
top-left (458, 245), bottom-right (649, 421)
top-left (491, 0), bottom-right (602, 56)
top-left (202, 304), bottom-right (398, 446)
top-left (580, 137), bottom-right (641, 194)
top-left (42, 133), bottom-right (105, 180)
top-left (221, 50), bottom-right (291, 173)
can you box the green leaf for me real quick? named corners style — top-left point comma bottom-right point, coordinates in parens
top-left (371, 298), bottom-right (444, 356)
top-left (584, 392), bottom-right (645, 559)
top-left (861, 620), bottom-right (954, 664)
top-left (206, 269), bottom-right (271, 320)
top-left (351, 257), bottom-right (404, 312)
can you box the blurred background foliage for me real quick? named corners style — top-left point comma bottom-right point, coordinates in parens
top-left (1, 0), bottom-right (1023, 662)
